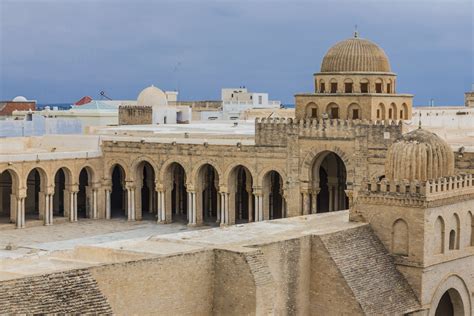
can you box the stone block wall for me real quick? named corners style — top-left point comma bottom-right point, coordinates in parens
top-left (119, 105), bottom-right (152, 125)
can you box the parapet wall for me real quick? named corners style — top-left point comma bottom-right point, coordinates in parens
top-left (119, 105), bottom-right (152, 125)
top-left (255, 117), bottom-right (403, 146)
top-left (358, 174), bottom-right (474, 206)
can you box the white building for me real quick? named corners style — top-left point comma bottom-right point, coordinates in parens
top-left (0, 113), bottom-right (82, 137)
top-left (199, 87), bottom-right (281, 121)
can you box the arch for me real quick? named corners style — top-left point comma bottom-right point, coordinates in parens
top-left (53, 167), bottom-right (73, 218)
top-left (110, 164), bottom-right (127, 218)
top-left (401, 103), bottom-right (409, 120)
top-left (430, 275), bottom-right (471, 316)
top-left (227, 165), bottom-right (254, 224)
top-left (376, 103), bottom-right (386, 120)
top-left (392, 218), bottom-right (409, 256)
top-left (326, 102), bottom-right (340, 119)
top-left (223, 162), bottom-right (256, 188)
top-left (329, 78), bottom-right (338, 93)
top-left (257, 166), bottom-right (287, 189)
top-left (195, 163), bottom-right (220, 225)
top-left (159, 157), bottom-right (190, 185)
top-left (344, 78), bottom-right (354, 93)
top-left (130, 156), bottom-right (159, 182)
top-left (305, 102), bottom-right (319, 119)
top-left (347, 103), bottom-right (361, 120)
top-left (162, 162), bottom-right (187, 222)
top-left (262, 170), bottom-right (284, 219)
top-left (434, 216), bottom-right (445, 254)
top-left (319, 79), bottom-right (326, 93)
top-left (468, 211), bottom-right (474, 247)
top-left (0, 169), bottom-right (19, 224)
top-left (375, 78), bottom-right (384, 93)
top-left (300, 146), bottom-right (353, 186)
top-left (77, 164), bottom-right (97, 184)
top-left (388, 103), bottom-right (397, 120)
top-left (386, 78), bottom-right (393, 93)
top-left (25, 167), bottom-right (48, 222)
top-left (359, 78), bottom-right (369, 93)
top-left (190, 160), bottom-right (223, 188)
top-left (452, 213), bottom-right (461, 249)
top-left (105, 159), bottom-right (129, 181)
top-left (134, 160), bottom-right (156, 220)
top-left (77, 166), bottom-right (94, 219)
top-left (311, 152), bottom-right (348, 212)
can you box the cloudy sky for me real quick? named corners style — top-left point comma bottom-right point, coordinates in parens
top-left (0, 0), bottom-right (472, 105)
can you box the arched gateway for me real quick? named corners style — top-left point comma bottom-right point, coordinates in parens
top-left (307, 151), bottom-right (348, 214)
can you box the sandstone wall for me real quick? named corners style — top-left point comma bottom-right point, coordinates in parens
top-left (119, 105), bottom-right (152, 125)
top-left (90, 250), bottom-right (214, 315)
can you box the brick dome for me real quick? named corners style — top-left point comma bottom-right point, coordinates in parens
top-left (321, 36), bottom-right (391, 73)
top-left (385, 129), bottom-right (454, 182)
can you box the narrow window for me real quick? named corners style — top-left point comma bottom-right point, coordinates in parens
top-left (311, 108), bottom-right (317, 118)
top-left (331, 82), bottom-right (338, 93)
top-left (376, 83), bottom-right (382, 93)
top-left (352, 109), bottom-right (359, 119)
top-left (360, 82), bottom-right (368, 93)
top-left (400, 110), bottom-right (403, 119)
top-left (449, 230), bottom-right (456, 250)
top-left (320, 82), bottom-right (325, 93)
top-left (345, 82), bottom-right (353, 93)
top-left (388, 109), bottom-right (393, 119)
top-left (331, 107), bottom-right (339, 119)
top-left (387, 83), bottom-right (392, 93)
top-left (377, 109), bottom-right (380, 119)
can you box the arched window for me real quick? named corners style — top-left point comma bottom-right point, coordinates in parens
top-left (347, 103), bottom-right (361, 120)
top-left (360, 79), bottom-right (369, 93)
top-left (319, 80), bottom-right (326, 93)
top-left (434, 216), bottom-right (445, 254)
top-left (388, 103), bottom-right (397, 120)
top-left (375, 78), bottom-right (383, 93)
top-left (453, 213), bottom-right (460, 249)
top-left (392, 219), bottom-right (409, 256)
top-left (330, 79), bottom-right (338, 93)
top-left (344, 79), bottom-right (353, 93)
top-left (326, 103), bottom-right (339, 119)
top-left (449, 230), bottom-right (456, 250)
top-left (376, 103), bottom-right (386, 120)
top-left (402, 103), bottom-right (409, 120)
top-left (305, 102), bottom-right (318, 119)
top-left (386, 79), bottom-right (392, 93)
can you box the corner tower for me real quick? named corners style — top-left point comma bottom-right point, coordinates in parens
top-left (351, 128), bottom-right (474, 315)
top-left (295, 33), bottom-right (413, 121)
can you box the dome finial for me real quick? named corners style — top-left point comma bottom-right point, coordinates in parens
top-left (354, 25), bottom-right (359, 38)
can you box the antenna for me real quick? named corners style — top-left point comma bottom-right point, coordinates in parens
top-left (99, 91), bottom-right (112, 100)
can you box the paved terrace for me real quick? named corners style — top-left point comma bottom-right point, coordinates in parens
top-left (0, 211), bottom-right (362, 281)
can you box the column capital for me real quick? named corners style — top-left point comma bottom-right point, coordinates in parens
top-left (45, 186), bottom-right (55, 195)
top-left (219, 186), bottom-right (228, 193)
top-left (66, 184), bottom-right (79, 192)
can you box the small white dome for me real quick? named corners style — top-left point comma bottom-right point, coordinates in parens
top-left (12, 96), bottom-right (28, 102)
top-left (137, 85), bottom-right (168, 107)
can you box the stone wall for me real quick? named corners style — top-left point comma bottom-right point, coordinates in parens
top-left (90, 250), bottom-right (215, 315)
top-left (119, 105), bottom-right (152, 125)
top-left (0, 269), bottom-right (112, 314)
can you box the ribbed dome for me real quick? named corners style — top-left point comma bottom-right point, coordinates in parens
top-left (321, 37), bottom-right (391, 73)
top-left (385, 129), bottom-right (454, 182)
top-left (137, 85), bottom-right (168, 107)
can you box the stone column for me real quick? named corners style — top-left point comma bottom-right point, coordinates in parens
top-left (302, 191), bottom-right (310, 215)
top-left (187, 191), bottom-right (197, 226)
top-left (16, 196), bottom-right (25, 229)
top-left (69, 189), bottom-right (78, 222)
top-left (105, 188), bottom-right (111, 219)
top-left (248, 192), bottom-right (253, 222)
top-left (219, 191), bottom-right (228, 226)
top-left (44, 193), bottom-right (54, 226)
top-left (125, 184), bottom-right (136, 221)
top-left (311, 188), bottom-right (320, 214)
top-left (216, 191), bottom-right (221, 223)
top-left (328, 185), bottom-right (334, 212)
top-left (92, 188), bottom-right (98, 219)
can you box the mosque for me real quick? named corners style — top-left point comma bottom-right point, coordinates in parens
top-left (0, 34), bottom-right (473, 315)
